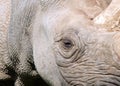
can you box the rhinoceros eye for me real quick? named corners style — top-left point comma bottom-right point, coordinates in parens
top-left (61, 38), bottom-right (74, 50)
top-left (54, 29), bottom-right (85, 59)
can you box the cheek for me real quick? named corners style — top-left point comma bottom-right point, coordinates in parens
top-left (56, 54), bottom-right (120, 85)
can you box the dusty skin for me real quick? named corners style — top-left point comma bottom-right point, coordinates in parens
top-left (1, 0), bottom-right (120, 86)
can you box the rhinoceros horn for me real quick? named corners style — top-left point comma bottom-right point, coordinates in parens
top-left (94, 0), bottom-right (120, 31)
top-left (94, 0), bottom-right (120, 62)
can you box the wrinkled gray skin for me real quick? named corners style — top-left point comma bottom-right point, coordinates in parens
top-left (6, 0), bottom-right (120, 86)
top-left (5, 0), bottom-right (48, 86)
top-left (0, 0), bottom-right (46, 86)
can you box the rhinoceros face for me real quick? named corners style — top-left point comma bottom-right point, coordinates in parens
top-left (53, 27), bottom-right (120, 86)
top-left (32, 0), bottom-right (120, 86)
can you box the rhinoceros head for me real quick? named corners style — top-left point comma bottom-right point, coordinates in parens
top-left (32, 0), bottom-right (120, 86)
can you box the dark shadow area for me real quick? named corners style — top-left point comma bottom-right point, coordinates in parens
top-left (0, 77), bottom-right (49, 86)
top-left (25, 77), bottom-right (50, 86)
top-left (0, 79), bottom-right (14, 86)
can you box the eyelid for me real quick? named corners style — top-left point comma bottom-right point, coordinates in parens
top-left (54, 34), bottom-right (63, 42)
top-left (54, 28), bottom-right (79, 42)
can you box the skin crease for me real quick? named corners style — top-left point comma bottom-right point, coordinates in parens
top-left (2, 0), bottom-right (120, 86)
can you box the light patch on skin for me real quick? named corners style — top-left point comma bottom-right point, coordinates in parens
top-left (94, 15), bottom-right (106, 24)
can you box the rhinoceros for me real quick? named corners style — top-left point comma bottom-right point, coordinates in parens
top-left (2, 0), bottom-right (120, 86)
top-left (0, 0), bottom-right (47, 86)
